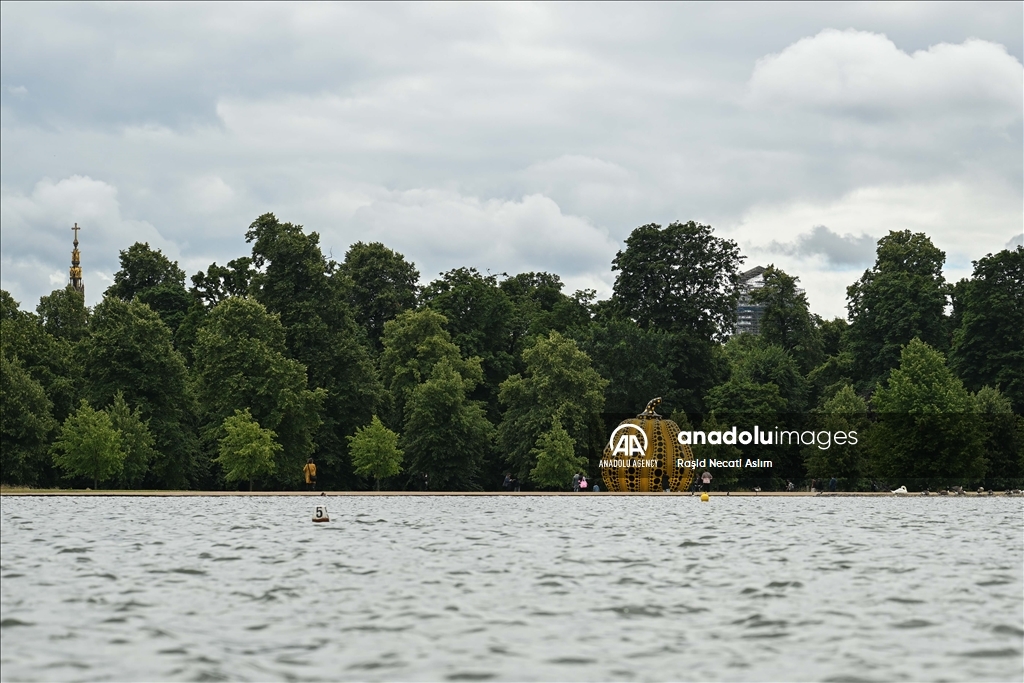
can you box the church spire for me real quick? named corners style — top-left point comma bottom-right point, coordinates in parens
top-left (69, 223), bottom-right (84, 296)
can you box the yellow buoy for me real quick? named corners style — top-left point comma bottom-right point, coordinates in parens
top-left (700, 492), bottom-right (709, 502)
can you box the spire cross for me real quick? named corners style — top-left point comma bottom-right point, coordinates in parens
top-left (72, 222), bottom-right (80, 245)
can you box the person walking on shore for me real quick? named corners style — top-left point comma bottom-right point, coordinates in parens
top-left (303, 458), bottom-right (317, 491)
top-left (503, 473), bottom-right (511, 492)
top-left (700, 470), bottom-right (712, 493)
top-left (572, 472), bottom-right (581, 492)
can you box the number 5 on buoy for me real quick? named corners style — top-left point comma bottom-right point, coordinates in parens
top-left (312, 505), bottom-right (330, 523)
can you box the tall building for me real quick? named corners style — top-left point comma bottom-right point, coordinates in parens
top-left (69, 223), bottom-right (84, 296)
top-left (734, 265), bottom-right (766, 335)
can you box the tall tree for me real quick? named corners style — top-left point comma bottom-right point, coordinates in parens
top-left (803, 384), bottom-right (869, 489)
top-left (245, 214), bottom-right (382, 489)
top-left (2, 290), bottom-right (80, 428)
top-left (869, 338), bottom-right (984, 489)
top-left (348, 415), bottom-right (404, 490)
top-left (973, 387), bottom-right (1024, 490)
top-left (704, 378), bottom-right (789, 487)
top-left (215, 409), bottom-right (280, 491)
top-left (498, 331), bottom-right (607, 482)
top-left (611, 221), bottom-right (743, 340)
top-left (421, 267), bottom-right (515, 419)
top-left (51, 400), bottom-right (124, 489)
top-left (530, 417), bottom-right (586, 490)
top-left (727, 340), bottom-right (808, 414)
top-left (749, 265), bottom-right (821, 372)
top-left (575, 318), bottom-right (675, 414)
top-left (500, 272), bottom-right (592, 359)
top-left (610, 221), bottom-right (743, 412)
top-left (403, 359), bottom-right (493, 490)
top-left (378, 309), bottom-right (482, 429)
top-left (339, 242), bottom-right (419, 351)
top-left (847, 230), bottom-right (948, 391)
top-left (949, 247), bottom-right (1024, 413)
top-left (107, 243), bottom-right (192, 334)
top-left (192, 297), bottom-right (325, 489)
top-left (81, 297), bottom-right (198, 488)
top-left (0, 353), bottom-right (57, 486)
top-left (107, 392), bottom-right (158, 489)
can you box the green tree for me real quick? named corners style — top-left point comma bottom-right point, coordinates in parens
top-left (704, 379), bottom-right (788, 487)
top-left (379, 308), bottom-right (482, 428)
top-left (191, 257), bottom-right (256, 308)
top-left (575, 318), bottom-right (675, 414)
top-left (106, 392), bottom-right (158, 489)
top-left (500, 272), bottom-right (593, 358)
top-left (51, 400), bottom-right (124, 489)
top-left (749, 265), bottom-right (822, 372)
top-left (869, 338), bottom-right (985, 489)
top-left (246, 214), bottom-right (382, 489)
top-left (817, 317), bottom-right (848, 358)
top-left (530, 417), bottom-right (586, 490)
top-left (2, 290), bottom-right (80, 429)
top-left (339, 242), bottom-right (419, 351)
top-left (348, 415), bottom-right (404, 490)
top-left (803, 385), bottom-right (869, 489)
top-left (610, 221), bottom-right (743, 412)
top-left (726, 340), bottom-right (808, 414)
top-left (421, 268), bottom-right (515, 419)
top-left (106, 243), bottom-right (193, 334)
top-left (193, 297), bottom-right (325, 488)
top-left (215, 409), bottom-right (280, 491)
top-left (1, 353), bottom-right (57, 486)
top-left (36, 287), bottom-right (89, 342)
top-left (403, 359), bottom-right (493, 490)
top-left (847, 231), bottom-right (948, 390)
top-left (611, 221), bottom-right (743, 340)
top-left (498, 331), bottom-right (607, 482)
top-left (973, 386), bottom-right (1024, 490)
top-left (949, 247), bottom-right (1024, 413)
top-left (81, 297), bottom-right (197, 488)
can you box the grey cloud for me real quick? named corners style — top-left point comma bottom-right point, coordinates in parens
top-left (1007, 233), bottom-right (1024, 249)
top-left (1, 3), bottom-right (1021, 316)
top-left (768, 226), bottom-right (877, 267)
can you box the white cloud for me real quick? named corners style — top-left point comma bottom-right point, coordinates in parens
top-left (342, 189), bottom-right (617, 293)
top-left (749, 29), bottom-right (1022, 122)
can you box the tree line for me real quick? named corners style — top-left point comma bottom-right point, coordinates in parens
top-left (2, 215), bottom-right (1022, 491)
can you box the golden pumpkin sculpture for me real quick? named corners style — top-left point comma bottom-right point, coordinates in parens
top-left (600, 398), bottom-right (696, 492)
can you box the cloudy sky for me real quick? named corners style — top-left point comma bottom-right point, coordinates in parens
top-left (2, 2), bottom-right (1021, 318)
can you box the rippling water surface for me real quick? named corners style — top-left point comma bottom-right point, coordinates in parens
top-left (1, 495), bottom-right (1022, 682)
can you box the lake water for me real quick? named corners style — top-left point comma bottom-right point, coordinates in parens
top-left (1, 495), bottom-right (1022, 682)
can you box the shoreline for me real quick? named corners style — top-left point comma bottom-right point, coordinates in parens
top-left (0, 489), bottom-right (1013, 497)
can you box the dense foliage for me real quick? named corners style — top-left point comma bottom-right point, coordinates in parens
top-left (2, 218), bottom-right (1020, 491)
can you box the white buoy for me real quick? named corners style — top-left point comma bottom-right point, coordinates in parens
top-left (312, 504), bottom-right (330, 523)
